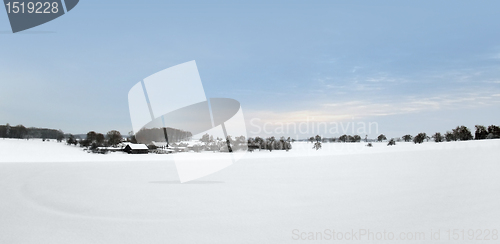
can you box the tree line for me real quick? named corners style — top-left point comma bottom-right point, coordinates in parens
top-left (392, 124), bottom-right (500, 145)
top-left (180, 135), bottom-right (293, 152)
top-left (311, 135), bottom-right (364, 143)
top-left (301, 124), bottom-right (500, 149)
top-left (68, 130), bottom-right (124, 149)
top-left (247, 136), bottom-right (293, 151)
top-left (0, 123), bottom-right (65, 141)
top-left (185, 134), bottom-right (248, 152)
top-left (4, 123), bottom-right (498, 151)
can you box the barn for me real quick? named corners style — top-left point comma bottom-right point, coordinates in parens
top-left (124, 144), bottom-right (149, 154)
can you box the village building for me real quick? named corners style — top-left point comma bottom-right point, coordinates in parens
top-left (123, 144), bottom-right (149, 154)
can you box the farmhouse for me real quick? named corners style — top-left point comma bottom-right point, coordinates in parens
top-left (124, 144), bottom-right (149, 154)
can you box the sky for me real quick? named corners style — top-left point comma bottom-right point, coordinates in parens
top-left (1, 0), bottom-right (499, 139)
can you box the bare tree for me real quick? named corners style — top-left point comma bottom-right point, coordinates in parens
top-left (432, 132), bottom-right (443, 142)
top-left (413, 133), bottom-right (427, 144)
top-left (313, 135), bottom-right (322, 150)
top-left (402, 134), bottom-right (412, 142)
top-left (106, 130), bottom-right (122, 147)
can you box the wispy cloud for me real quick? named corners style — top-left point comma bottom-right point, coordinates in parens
top-left (351, 66), bottom-right (361, 73)
top-left (245, 91), bottom-right (500, 124)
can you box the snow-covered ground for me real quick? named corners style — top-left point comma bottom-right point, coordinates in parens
top-left (1, 138), bottom-right (499, 243)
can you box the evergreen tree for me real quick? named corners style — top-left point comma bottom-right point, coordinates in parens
top-left (66, 134), bottom-right (77, 145)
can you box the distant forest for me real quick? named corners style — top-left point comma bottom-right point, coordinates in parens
top-left (135, 127), bottom-right (192, 144)
top-left (0, 124), bottom-right (64, 140)
top-left (0, 123), bottom-right (192, 146)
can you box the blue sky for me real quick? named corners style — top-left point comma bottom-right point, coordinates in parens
top-left (1, 0), bottom-right (499, 138)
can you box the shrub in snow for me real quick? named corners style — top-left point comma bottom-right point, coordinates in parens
top-left (339, 135), bottom-right (347, 143)
top-left (387, 139), bottom-right (396, 146)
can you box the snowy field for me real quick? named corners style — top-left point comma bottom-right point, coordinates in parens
top-left (1, 138), bottom-right (499, 243)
